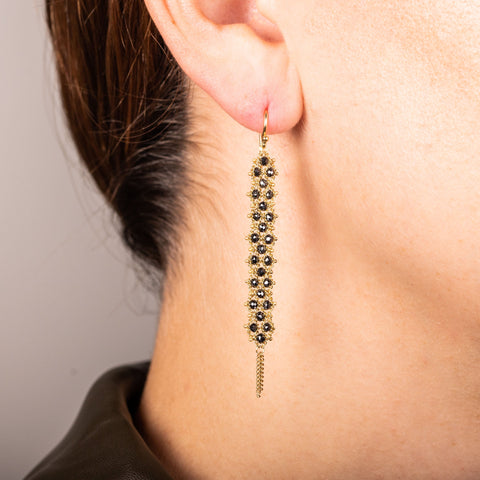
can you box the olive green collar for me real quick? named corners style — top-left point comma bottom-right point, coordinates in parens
top-left (24, 362), bottom-right (172, 480)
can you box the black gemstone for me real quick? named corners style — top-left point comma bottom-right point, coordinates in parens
top-left (265, 234), bottom-right (274, 244)
top-left (256, 333), bottom-right (266, 343)
top-left (266, 212), bottom-right (274, 222)
top-left (266, 190), bottom-right (274, 199)
top-left (257, 267), bottom-right (266, 277)
top-left (260, 156), bottom-right (269, 166)
top-left (256, 289), bottom-right (265, 298)
top-left (266, 167), bottom-right (275, 177)
top-left (250, 255), bottom-right (259, 265)
top-left (263, 322), bottom-right (272, 332)
top-left (263, 278), bottom-right (272, 288)
top-left (264, 256), bottom-right (272, 266)
top-left (258, 223), bottom-right (267, 232)
top-left (251, 189), bottom-right (260, 199)
top-left (263, 300), bottom-right (271, 309)
top-left (249, 323), bottom-right (258, 332)
top-left (252, 211), bottom-right (261, 221)
top-left (257, 244), bottom-right (266, 255)
top-left (259, 201), bottom-right (267, 211)
top-left (250, 278), bottom-right (259, 287)
top-left (249, 300), bottom-right (258, 309)
top-left (251, 233), bottom-right (259, 243)
top-left (256, 311), bottom-right (265, 321)
top-left (259, 178), bottom-right (268, 189)
top-left (254, 167), bottom-right (261, 177)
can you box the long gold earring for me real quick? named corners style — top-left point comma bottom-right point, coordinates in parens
top-left (245, 109), bottom-right (277, 398)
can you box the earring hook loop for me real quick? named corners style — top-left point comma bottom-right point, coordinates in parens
top-left (259, 109), bottom-right (269, 150)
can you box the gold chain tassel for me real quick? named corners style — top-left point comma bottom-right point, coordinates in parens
top-left (244, 109), bottom-right (276, 398)
top-left (256, 347), bottom-right (265, 397)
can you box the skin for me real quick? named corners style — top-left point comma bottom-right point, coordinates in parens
top-left (136, 1), bottom-right (480, 478)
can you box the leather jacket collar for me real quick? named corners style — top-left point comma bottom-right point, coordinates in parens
top-left (24, 361), bottom-right (172, 480)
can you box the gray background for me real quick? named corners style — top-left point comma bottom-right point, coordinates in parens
top-left (1, 3), bottom-right (159, 479)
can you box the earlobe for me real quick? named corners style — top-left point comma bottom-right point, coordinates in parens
top-left (144, 0), bottom-right (303, 134)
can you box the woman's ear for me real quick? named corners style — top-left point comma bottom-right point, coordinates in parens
top-left (144, 0), bottom-right (304, 133)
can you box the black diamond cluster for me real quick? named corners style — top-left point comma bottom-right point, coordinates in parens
top-left (245, 153), bottom-right (277, 346)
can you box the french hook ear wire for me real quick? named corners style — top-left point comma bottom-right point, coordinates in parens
top-left (259, 109), bottom-right (269, 150)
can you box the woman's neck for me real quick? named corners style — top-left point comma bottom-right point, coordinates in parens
top-left (135, 88), bottom-right (480, 480)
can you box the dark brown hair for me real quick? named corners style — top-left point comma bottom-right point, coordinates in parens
top-left (45, 0), bottom-right (191, 291)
